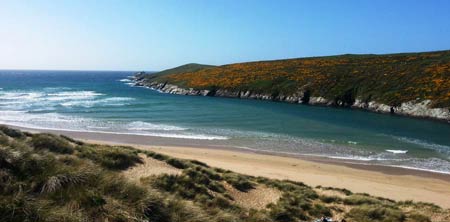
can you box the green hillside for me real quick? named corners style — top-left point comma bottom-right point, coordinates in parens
top-left (137, 63), bottom-right (215, 78)
top-left (142, 50), bottom-right (450, 108)
top-left (1, 125), bottom-right (449, 221)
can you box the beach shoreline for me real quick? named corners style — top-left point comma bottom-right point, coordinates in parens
top-left (7, 124), bottom-right (450, 208)
top-left (8, 125), bottom-right (450, 178)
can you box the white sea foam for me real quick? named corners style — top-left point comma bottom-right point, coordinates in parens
top-left (127, 121), bottom-right (186, 131)
top-left (87, 126), bottom-right (110, 129)
top-left (43, 87), bottom-right (72, 91)
top-left (392, 136), bottom-right (450, 155)
top-left (61, 97), bottom-right (133, 107)
top-left (327, 155), bottom-right (392, 161)
top-left (119, 79), bottom-right (132, 82)
top-left (0, 91), bottom-right (104, 107)
top-left (0, 110), bottom-right (84, 124)
top-left (386, 149), bottom-right (408, 154)
top-left (386, 165), bottom-right (450, 175)
top-left (0, 110), bottom-right (227, 141)
top-left (0, 89), bottom-right (134, 109)
top-left (227, 144), bottom-right (450, 174)
top-left (0, 92), bottom-right (44, 100)
top-left (47, 91), bottom-right (103, 98)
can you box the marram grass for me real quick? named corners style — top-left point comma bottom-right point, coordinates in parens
top-left (0, 125), bottom-right (448, 222)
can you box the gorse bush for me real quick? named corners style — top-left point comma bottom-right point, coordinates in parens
top-left (145, 50), bottom-right (450, 108)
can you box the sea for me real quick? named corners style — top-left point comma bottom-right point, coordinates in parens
top-left (1, 70), bottom-right (450, 173)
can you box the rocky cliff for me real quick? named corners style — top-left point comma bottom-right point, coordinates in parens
top-left (132, 76), bottom-right (450, 122)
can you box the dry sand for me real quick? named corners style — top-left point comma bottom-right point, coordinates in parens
top-left (122, 153), bottom-right (181, 182)
top-left (83, 139), bottom-right (450, 208)
top-left (223, 183), bottom-right (282, 209)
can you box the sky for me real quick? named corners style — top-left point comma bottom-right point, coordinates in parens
top-left (0, 0), bottom-right (450, 71)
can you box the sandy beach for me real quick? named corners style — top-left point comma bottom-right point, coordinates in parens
top-left (93, 141), bottom-right (450, 208)
top-left (9, 125), bottom-right (450, 208)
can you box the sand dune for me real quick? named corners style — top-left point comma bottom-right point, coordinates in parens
top-left (83, 140), bottom-right (450, 208)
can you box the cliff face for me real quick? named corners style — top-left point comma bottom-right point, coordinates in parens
top-left (133, 77), bottom-right (450, 122)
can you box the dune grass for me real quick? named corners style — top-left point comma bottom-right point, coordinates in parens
top-left (0, 126), bottom-right (448, 222)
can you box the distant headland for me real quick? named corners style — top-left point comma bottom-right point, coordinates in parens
top-left (133, 50), bottom-right (450, 122)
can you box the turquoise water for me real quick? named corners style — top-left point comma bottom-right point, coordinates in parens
top-left (1, 70), bottom-right (450, 173)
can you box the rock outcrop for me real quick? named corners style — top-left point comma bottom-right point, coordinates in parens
top-left (132, 76), bottom-right (450, 123)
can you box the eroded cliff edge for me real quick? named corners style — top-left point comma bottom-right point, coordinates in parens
top-left (132, 77), bottom-right (450, 122)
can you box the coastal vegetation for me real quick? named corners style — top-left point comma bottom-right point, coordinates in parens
top-left (139, 50), bottom-right (450, 110)
top-left (1, 126), bottom-right (449, 221)
top-left (136, 63), bottom-right (215, 78)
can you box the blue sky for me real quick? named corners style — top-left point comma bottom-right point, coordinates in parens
top-left (1, 0), bottom-right (449, 71)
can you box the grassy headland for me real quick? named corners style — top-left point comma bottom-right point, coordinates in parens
top-left (136, 63), bottom-right (215, 78)
top-left (1, 125), bottom-right (449, 221)
top-left (136, 50), bottom-right (450, 121)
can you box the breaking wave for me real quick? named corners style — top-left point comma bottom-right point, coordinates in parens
top-left (0, 89), bottom-right (132, 109)
top-left (127, 121), bottom-right (186, 131)
top-left (0, 88), bottom-right (227, 140)
top-left (0, 110), bottom-right (227, 140)
top-left (392, 136), bottom-right (450, 155)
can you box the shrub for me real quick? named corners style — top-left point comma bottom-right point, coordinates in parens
top-left (0, 132), bottom-right (10, 146)
top-left (344, 194), bottom-right (383, 205)
top-left (319, 195), bottom-right (342, 204)
top-left (309, 203), bottom-right (332, 218)
top-left (195, 166), bottom-right (222, 180)
top-left (190, 159), bottom-right (209, 167)
top-left (0, 195), bottom-right (41, 222)
top-left (166, 158), bottom-right (190, 169)
top-left (100, 151), bottom-right (141, 170)
top-left (143, 196), bottom-right (171, 222)
top-left (76, 145), bottom-right (142, 170)
top-left (144, 150), bottom-right (169, 161)
top-left (346, 205), bottom-right (406, 222)
top-left (407, 213), bottom-right (431, 222)
top-left (60, 134), bottom-right (84, 145)
top-left (153, 174), bottom-right (211, 200)
top-left (397, 200), bottom-right (441, 211)
top-left (269, 203), bottom-right (309, 222)
top-left (0, 125), bottom-right (25, 139)
top-left (31, 134), bottom-right (74, 154)
top-left (223, 173), bottom-right (255, 192)
top-left (40, 170), bottom-right (95, 193)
